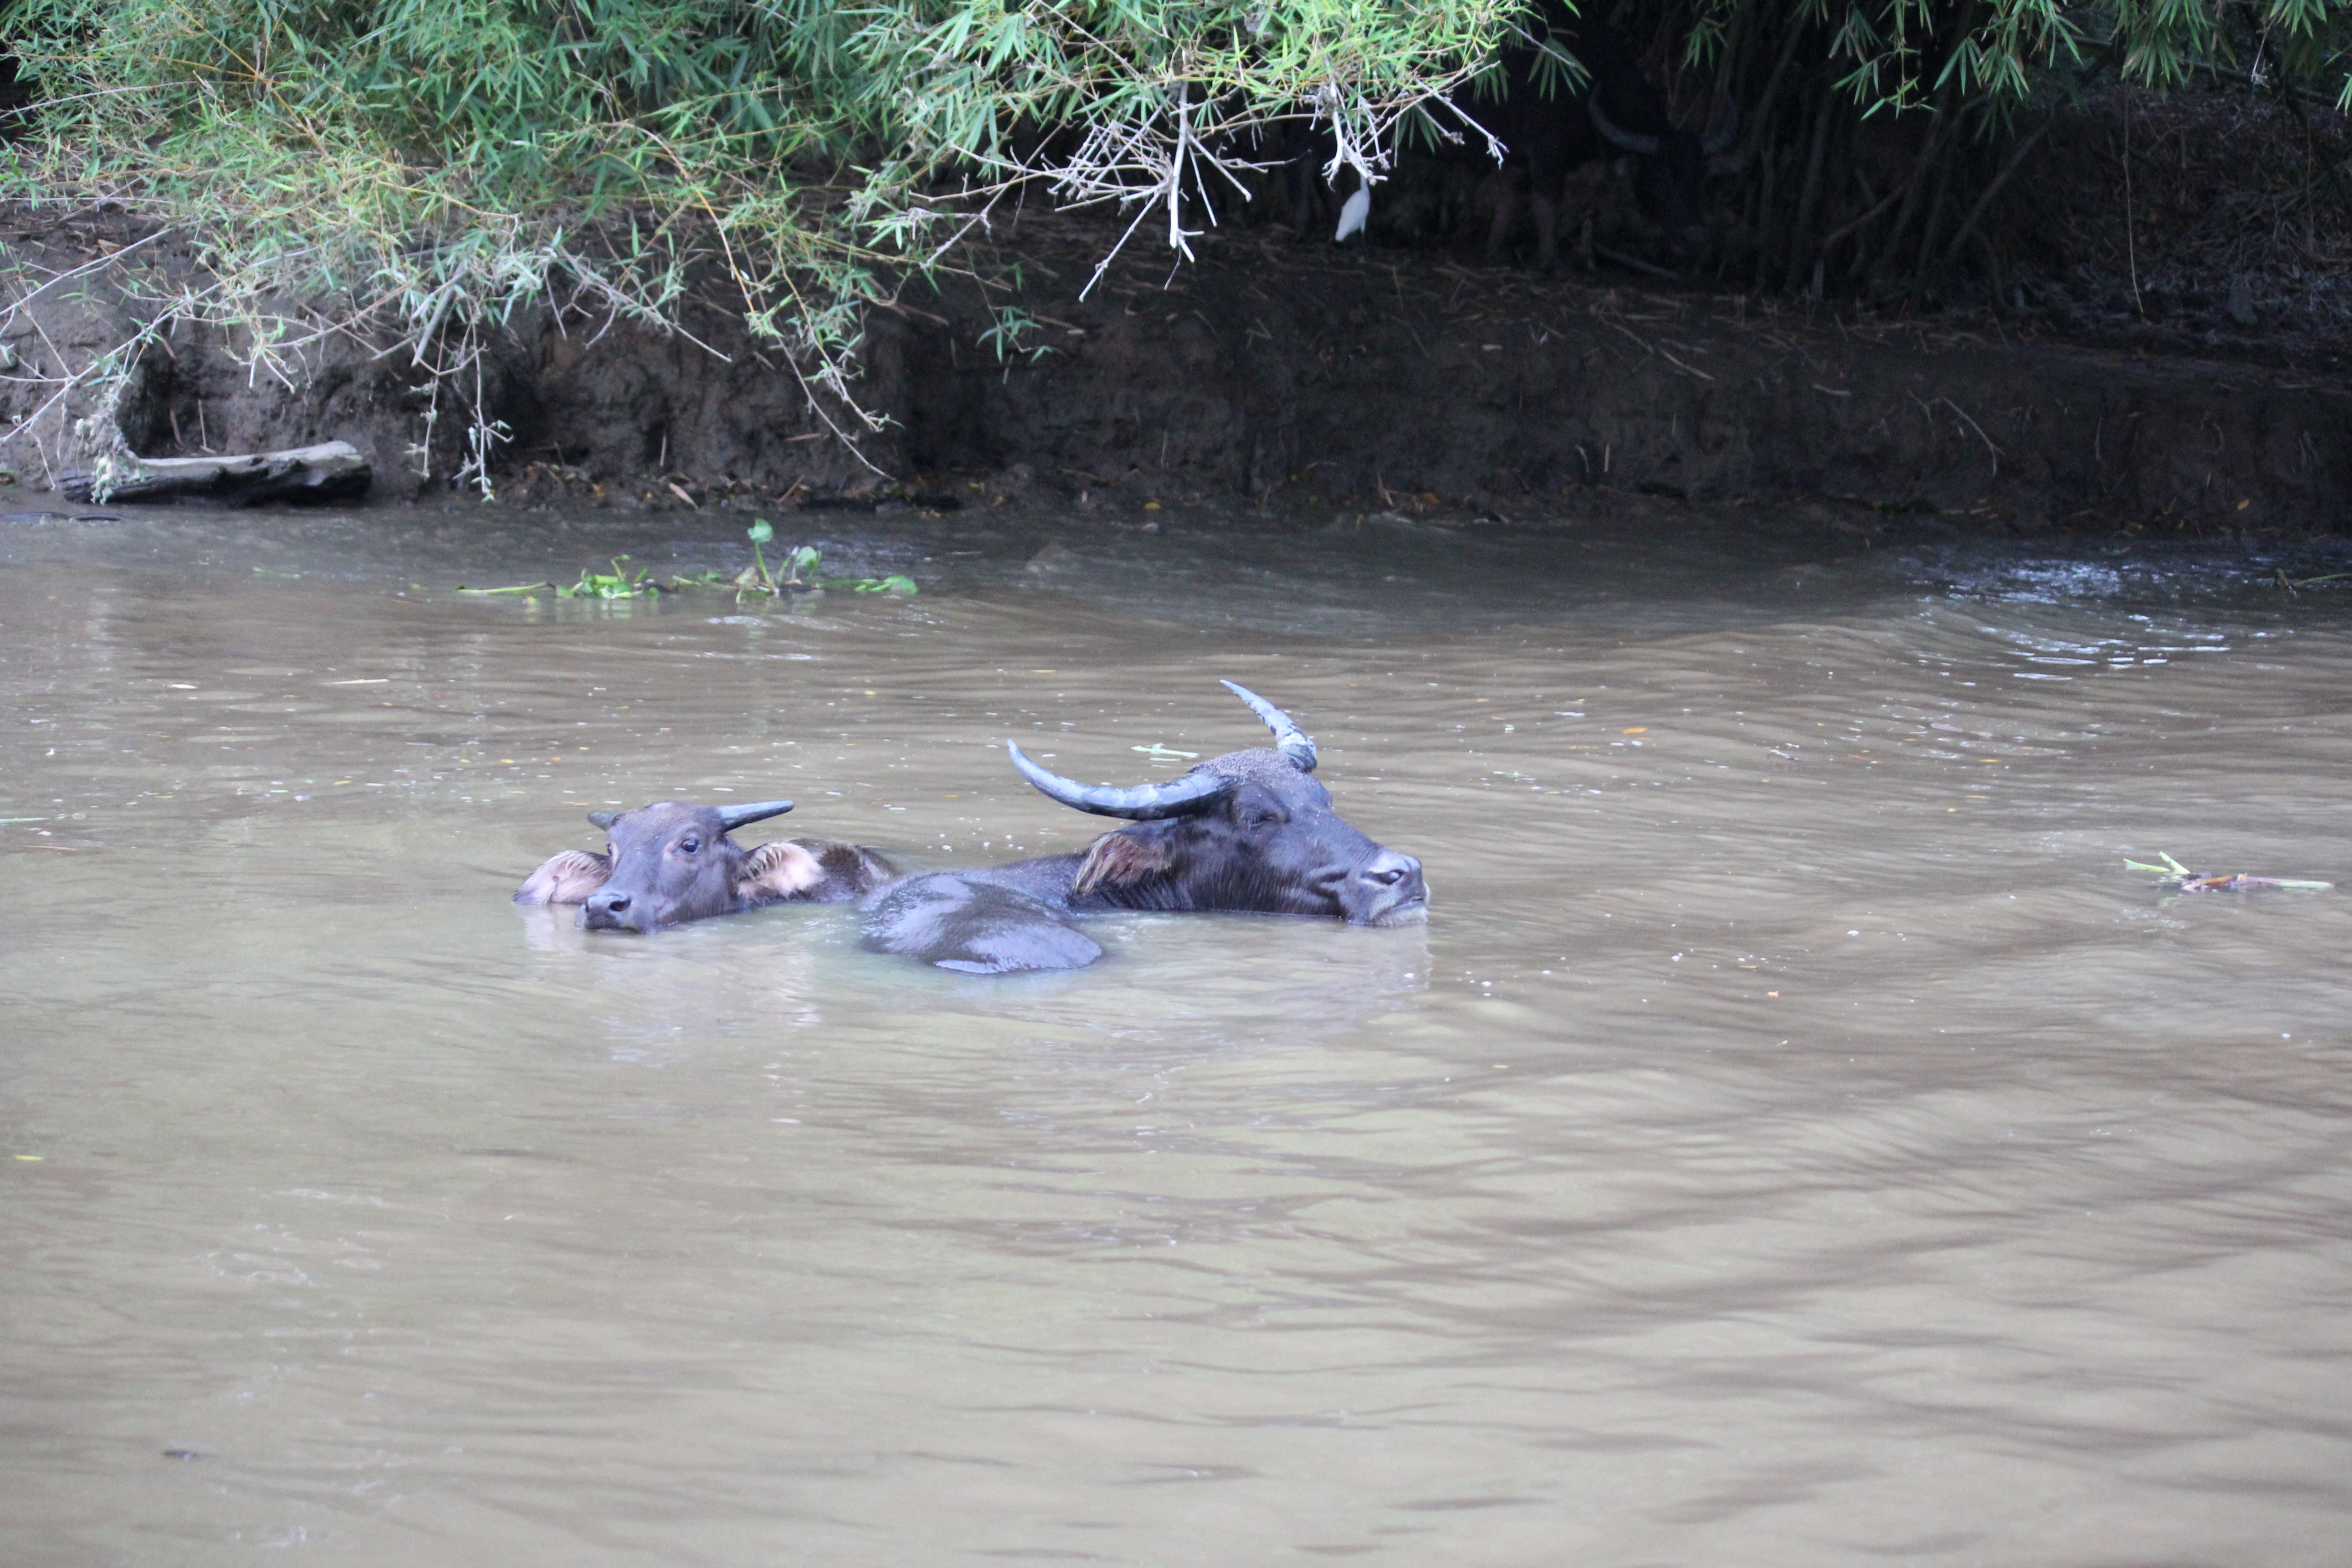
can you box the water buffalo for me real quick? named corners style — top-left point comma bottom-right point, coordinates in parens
top-left (1463, 2), bottom-right (1739, 267)
top-left (1572, 12), bottom-right (1741, 256)
top-left (516, 799), bottom-right (894, 933)
top-left (1293, 2), bottom-right (1738, 269)
top-left (861, 683), bottom-right (1427, 973)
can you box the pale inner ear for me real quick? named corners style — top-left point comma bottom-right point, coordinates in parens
top-left (1072, 829), bottom-right (1175, 896)
top-left (515, 848), bottom-right (612, 905)
top-left (739, 839), bottom-right (824, 901)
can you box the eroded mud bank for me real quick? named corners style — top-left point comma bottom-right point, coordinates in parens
top-left (2, 204), bottom-right (2345, 533)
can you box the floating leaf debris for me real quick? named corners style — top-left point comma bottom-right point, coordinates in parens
top-left (2125, 851), bottom-right (2331, 892)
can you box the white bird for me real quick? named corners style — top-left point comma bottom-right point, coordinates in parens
top-left (1335, 186), bottom-right (1371, 243)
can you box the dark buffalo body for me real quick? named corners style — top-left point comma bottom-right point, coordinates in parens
top-left (516, 798), bottom-right (894, 932)
top-left (862, 684), bottom-right (1427, 973)
top-left (1455, 2), bottom-right (1739, 266)
top-left (1292, 2), bottom-right (1738, 268)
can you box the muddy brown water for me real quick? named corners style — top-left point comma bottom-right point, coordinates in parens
top-left (5, 501), bottom-right (2352, 1564)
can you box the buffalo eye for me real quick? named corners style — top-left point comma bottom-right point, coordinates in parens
top-left (680, 833), bottom-right (701, 854)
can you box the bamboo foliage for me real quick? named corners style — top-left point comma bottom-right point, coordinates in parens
top-left (1633, 0), bottom-right (2352, 295)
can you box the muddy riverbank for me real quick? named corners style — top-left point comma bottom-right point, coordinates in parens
top-left (2, 203), bottom-right (2348, 534)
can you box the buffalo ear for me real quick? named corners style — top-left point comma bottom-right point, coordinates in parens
top-left (586, 810), bottom-right (622, 830)
top-left (737, 839), bottom-right (824, 903)
top-left (1072, 827), bottom-right (1176, 896)
top-left (800, 839), bottom-right (897, 899)
top-left (514, 848), bottom-right (612, 906)
top-left (838, 843), bottom-right (897, 887)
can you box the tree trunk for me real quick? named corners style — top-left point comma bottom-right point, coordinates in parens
top-left (60, 441), bottom-right (372, 505)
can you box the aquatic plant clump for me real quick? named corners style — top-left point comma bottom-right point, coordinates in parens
top-left (452, 525), bottom-right (912, 599)
top-left (2125, 850), bottom-right (2331, 892)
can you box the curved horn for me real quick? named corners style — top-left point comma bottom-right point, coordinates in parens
top-left (1587, 93), bottom-right (1661, 157)
top-left (1700, 94), bottom-right (1739, 157)
top-left (1220, 679), bottom-right (1318, 772)
top-left (1007, 740), bottom-right (1234, 820)
top-left (715, 799), bottom-right (795, 833)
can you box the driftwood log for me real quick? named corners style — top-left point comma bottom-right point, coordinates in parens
top-left (60, 441), bottom-right (371, 506)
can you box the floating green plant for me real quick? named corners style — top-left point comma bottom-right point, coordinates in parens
top-left (732, 521), bottom-right (910, 595)
top-left (732, 519), bottom-right (824, 595)
top-left (557, 558), bottom-right (656, 599)
top-left (2125, 850), bottom-right (2331, 892)
top-left (829, 573), bottom-right (918, 594)
top-left (459, 530), bottom-right (913, 602)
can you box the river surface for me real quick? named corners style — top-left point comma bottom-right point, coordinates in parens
top-left (5, 499), bottom-right (2351, 1565)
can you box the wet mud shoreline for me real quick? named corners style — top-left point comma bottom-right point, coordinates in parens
top-left (2, 202), bottom-right (2348, 536)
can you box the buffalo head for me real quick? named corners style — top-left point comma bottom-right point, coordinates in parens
top-left (514, 799), bottom-right (893, 932)
top-left (1588, 88), bottom-right (1740, 256)
top-left (1007, 681), bottom-right (1428, 927)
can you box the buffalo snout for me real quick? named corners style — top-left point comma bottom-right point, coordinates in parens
top-left (1351, 849), bottom-right (1428, 926)
top-left (583, 887), bottom-right (642, 931)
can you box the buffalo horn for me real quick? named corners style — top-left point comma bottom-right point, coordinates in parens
top-left (1587, 93), bottom-right (1661, 157)
top-left (1220, 679), bottom-right (1318, 772)
top-left (587, 810), bottom-right (622, 829)
top-left (1700, 94), bottom-right (1739, 157)
top-left (1007, 741), bottom-right (1234, 820)
top-left (715, 799), bottom-right (796, 832)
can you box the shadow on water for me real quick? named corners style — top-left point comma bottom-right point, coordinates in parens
top-left (4, 498), bottom-right (2352, 1565)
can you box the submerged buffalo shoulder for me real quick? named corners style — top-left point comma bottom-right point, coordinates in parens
top-left (514, 848), bottom-right (612, 905)
top-left (861, 872), bottom-right (1103, 973)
